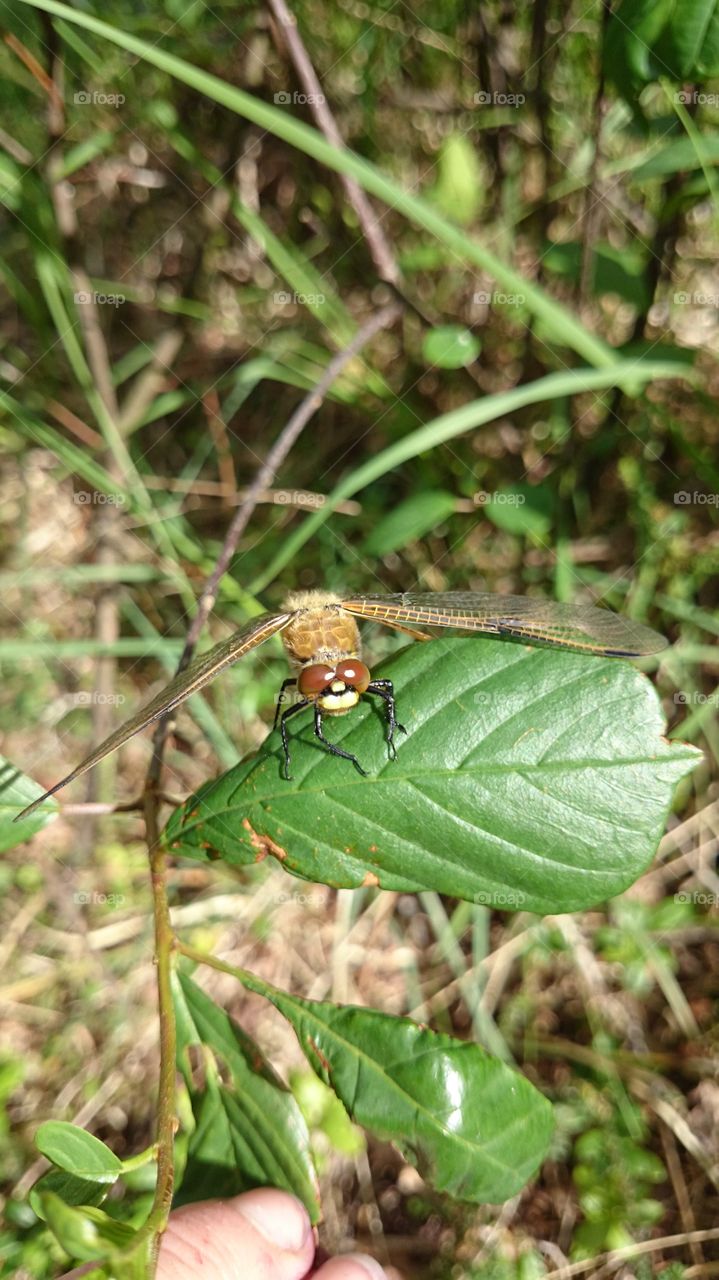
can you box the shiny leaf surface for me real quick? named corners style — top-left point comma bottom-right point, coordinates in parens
top-left (166, 639), bottom-right (699, 914)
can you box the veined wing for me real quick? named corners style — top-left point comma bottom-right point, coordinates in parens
top-left (15, 610), bottom-right (293, 822)
top-left (340, 593), bottom-right (667, 657)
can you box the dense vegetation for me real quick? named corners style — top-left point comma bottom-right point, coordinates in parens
top-left (0, 0), bottom-right (717, 1277)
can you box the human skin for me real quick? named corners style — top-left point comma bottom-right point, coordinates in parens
top-left (59, 1188), bottom-right (389, 1280)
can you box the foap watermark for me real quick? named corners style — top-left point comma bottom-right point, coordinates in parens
top-left (474, 890), bottom-right (527, 907)
top-left (474, 289), bottom-right (526, 307)
top-left (275, 687), bottom-right (310, 710)
top-left (74, 891), bottom-right (126, 907)
top-left (74, 90), bottom-right (125, 107)
top-left (74, 290), bottom-right (125, 307)
top-left (473, 490), bottom-right (526, 507)
top-left (474, 90), bottom-right (525, 107)
top-left (674, 691), bottom-right (718, 706)
top-left (74, 491), bottom-right (126, 506)
top-left (273, 90), bottom-right (325, 106)
top-left (673, 491), bottom-right (719, 506)
top-left (71, 692), bottom-right (126, 707)
top-left (673, 290), bottom-right (719, 306)
top-left (675, 90), bottom-right (719, 106)
top-left (273, 290), bottom-right (325, 306)
top-left (674, 890), bottom-right (718, 906)
top-left (274, 489), bottom-right (324, 508)
top-left (272, 890), bottom-right (326, 907)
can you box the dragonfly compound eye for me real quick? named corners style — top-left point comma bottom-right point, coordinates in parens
top-left (298, 663), bottom-right (337, 696)
top-left (335, 659), bottom-right (371, 693)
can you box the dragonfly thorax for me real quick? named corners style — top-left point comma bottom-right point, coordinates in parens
top-left (281, 590), bottom-right (362, 668)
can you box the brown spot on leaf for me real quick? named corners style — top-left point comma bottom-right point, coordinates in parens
top-left (308, 1037), bottom-right (331, 1073)
top-left (241, 816), bottom-right (287, 861)
top-left (362, 871), bottom-right (380, 887)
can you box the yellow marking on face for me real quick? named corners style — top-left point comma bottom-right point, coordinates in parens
top-left (318, 688), bottom-right (360, 714)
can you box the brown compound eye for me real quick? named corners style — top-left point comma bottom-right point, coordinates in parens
top-left (335, 659), bottom-right (371, 693)
top-left (298, 663), bottom-right (336, 696)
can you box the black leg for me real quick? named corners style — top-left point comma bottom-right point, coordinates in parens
top-left (366, 679), bottom-right (407, 760)
top-left (274, 677), bottom-right (298, 731)
top-left (279, 699), bottom-right (310, 780)
top-left (313, 704), bottom-right (367, 776)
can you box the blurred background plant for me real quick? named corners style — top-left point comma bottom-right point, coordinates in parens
top-left (0, 0), bottom-right (717, 1275)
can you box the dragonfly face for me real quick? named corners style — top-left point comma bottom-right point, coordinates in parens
top-left (15, 589), bottom-right (668, 820)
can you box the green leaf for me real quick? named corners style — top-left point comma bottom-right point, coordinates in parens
top-left (260, 993), bottom-right (554, 1202)
top-left (632, 135), bottom-right (719, 179)
top-left (604, 0), bottom-right (675, 94)
top-left (430, 133), bottom-right (485, 225)
top-left (363, 491), bottom-right (457, 556)
top-left (542, 242), bottom-right (651, 311)
top-left (478, 484), bottom-right (554, 537)
top-left (0, 757), bottom-right (58, 849)
top-left (165, 639), bottom-right (699, 915)
top-left (605, 0), bottom-right (719, 90)
top-left (173, 973), bottom-right (320, 1221)
top-left (29, 1170), bottom-right (110, 1219)
top-left (38, 1193), bottom-right (135, 1264)
top-left (35, 1122), bottom-right (123, 1182)
top-left (422, 325), bottom-right (481, 369)
top-left (291, 1070), bottom-right (365, 1156)
top-left (39, 1191), bottom-right (101, 1260)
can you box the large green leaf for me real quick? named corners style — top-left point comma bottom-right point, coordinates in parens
top-left (165, 639), bottom-right (699, 915)
top-left (224, 982), bottom-right (553, 1204)
top-left (180, 953), bottom-right (554, 1203)
top-left (173, 973), bottom-right (320, 1221)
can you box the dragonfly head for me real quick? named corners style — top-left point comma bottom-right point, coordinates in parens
top-left (298, 659), bottom-right (371, 715)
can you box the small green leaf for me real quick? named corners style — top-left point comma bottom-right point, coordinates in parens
top-left (29, 1170), bottom-right (109, 1219)
top-left (35, 1122), bottom-right (123, 1182)
top-left (430, 133), bottom-right (485, 225)
top-left (39, 1191), bottom-right (100, 1261)
top-left (165, 639), bottom-right (699, 916)
top-left (478, 484), bottom-right (553, 537)
top-left (0, 758), bottom-right (58, 850)
top-left (422, 325), bottom-right (481, 369)
top-left (363, 491), bottom-right (456, 556)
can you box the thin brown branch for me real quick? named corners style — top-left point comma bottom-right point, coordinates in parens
top-left (156, 297), bottom-right (400, 699)
top-left (266, 0), bottom-right (400, 287)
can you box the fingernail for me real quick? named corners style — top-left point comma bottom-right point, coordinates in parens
top-left (341, 1253), bottom-right (387, 1280)
top-left (236, 1193), bottom-right (311, 1253)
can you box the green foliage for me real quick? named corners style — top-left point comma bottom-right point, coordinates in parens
top-left (245, 978), bottom-right (554, 1203)
top-left (173, 972), bottom-right (320, 1218)
top-left (572, 1114), bottom-right (666, 1257)
top-left (0, 756), bottom-right (58, 850)
top-left (0, 0), bottom-right (715, 1270)
top-left (166, 639), bottom-right (697, 914)
top-left (363, 491), bottom-right (457, 556)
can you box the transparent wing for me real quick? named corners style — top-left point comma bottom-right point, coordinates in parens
top-left (15, 611), bottom-right (293, 822)
top-left (340, 592), bottom-right (667, 657)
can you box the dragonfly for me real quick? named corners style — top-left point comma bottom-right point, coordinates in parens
top-left (15, 589), bottom-right (667, 821)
